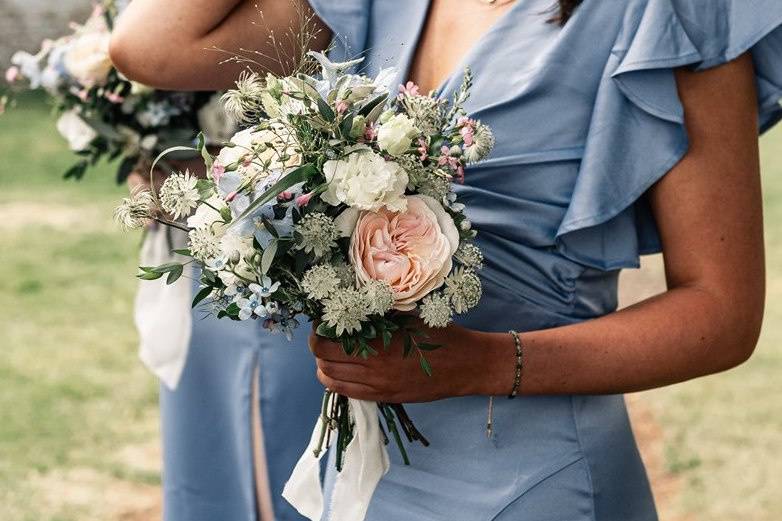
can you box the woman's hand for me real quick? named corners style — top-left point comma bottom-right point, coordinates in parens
top-left (309, 320), bottom-right (514, 403)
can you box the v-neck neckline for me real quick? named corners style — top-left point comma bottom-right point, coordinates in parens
top-left (396, 0), bottom-right (525, 96)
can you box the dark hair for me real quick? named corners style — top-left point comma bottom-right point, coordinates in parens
top-left (552, 0), bottom-right (583, 25)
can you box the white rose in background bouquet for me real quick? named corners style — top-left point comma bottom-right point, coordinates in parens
top-left (116, 50), bottom-right (494, 520)
top-left (4, 0), bottom-right (224, 181)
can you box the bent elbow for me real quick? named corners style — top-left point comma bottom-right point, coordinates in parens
top-left (109, 31), bottom-right (177, 88)
top-left (109, 31), bottom-right (144, 82)
top-left (718, 305), bottom-right (764, 371)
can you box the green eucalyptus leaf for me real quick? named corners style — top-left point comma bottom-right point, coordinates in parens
top-left (317, 97), bottom-right (335, 122)
top-left (231, 163), bottom-right (317, 226)
top-left (166, 264), bottom-right (184, 285)
top-left (192, 286), bottom-right (213, 308)
top-left (316, 322), bottom-right (337, 339)
top-left (419, 355), bottom-right (433, 377)
top-left (137, 271), bottom-right (164, 281)
top-left (261, 239), bottom-right (278, 275)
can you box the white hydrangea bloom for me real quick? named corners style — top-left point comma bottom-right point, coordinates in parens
top-left (321, 148), bottom-right (408, 212)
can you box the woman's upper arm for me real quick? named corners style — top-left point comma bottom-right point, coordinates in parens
top-left (649, 53), bottom-right (765, 347)
top-left (110, 0), bottom-right (331, 91)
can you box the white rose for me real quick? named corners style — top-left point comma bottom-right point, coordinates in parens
top-left (214, 123), bottom-right (301, 183)
top-left (377, 114), bottom-right (419, 156)
top-left (63, 32), bottom-right (112, 88)
top-left (321, 147), bottom-right (408, 212)
top-left (56, 109), bottom-right (98, 151)
top-left (198, 94), bottom-right (238, 145)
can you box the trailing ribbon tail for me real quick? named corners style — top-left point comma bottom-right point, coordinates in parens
top-left (134, 226), bottom-right (192, 390)
top-left (283, 398), bottom-right (390, 521)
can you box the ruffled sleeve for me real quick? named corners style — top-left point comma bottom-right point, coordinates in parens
top-left (307, 0), bottom-right (371, 62)
top-left (556, 0), bottom-right (782, 270)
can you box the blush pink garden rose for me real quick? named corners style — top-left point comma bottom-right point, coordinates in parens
top-left (335, 195), bottom-right (460, 311)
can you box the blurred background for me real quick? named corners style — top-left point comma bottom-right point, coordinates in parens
top-left (0, 2), bottom-right (780, 521)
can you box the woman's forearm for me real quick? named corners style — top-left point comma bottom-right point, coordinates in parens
top-left (481, 283), bottom-right (763, 397)
top-left (110, 0), bottom-right (330, 90)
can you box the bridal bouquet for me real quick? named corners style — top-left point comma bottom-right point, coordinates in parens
top-left (5, 0), bottom-right (223, 181)
top-left (116, 50), bottom-right (493, 519)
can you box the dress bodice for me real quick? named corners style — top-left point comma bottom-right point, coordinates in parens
top-left (299, 3), bottom-right (782, 520)
top-left (309, 0), bottom-right (782, 332)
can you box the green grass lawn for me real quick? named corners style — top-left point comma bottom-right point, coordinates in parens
top-left (0, 95), bottom-right (160, 521)
top-left (0, 95), bottom-right (780, 521)
top-left (640, 125), bottom-right (782, 521)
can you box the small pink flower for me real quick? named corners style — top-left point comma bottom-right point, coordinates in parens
top-left (76, 89), bottom-right (89, 102)
top-left (5, 66), bottom-right (19, 84)
top-left (336, 100), bottom-right (349, 114)
top-left (417, 137), bottom-right (429, 161)
top-left (398, 81), bottom-right (420, 98)
top-left (277, 191), bottom-right (294, 202)
top-left (455, 165), bottom-right (465, 184)
top-left (460, 126), bottom-right (475, 147)
top-left (458, 116), bottom-right (477, 146)
top-left (226, 191), bottom-right (238, 202)
top-left (437, 145), bottom-right (460, 171)
top-left (363, 124), bottom-right (378, 142)
top-left (295, 191), bottom-right (315, 207)
top-left (104, 91), bottom-right (125, 104)
top-left (211, 162), bottom-right (226, 182)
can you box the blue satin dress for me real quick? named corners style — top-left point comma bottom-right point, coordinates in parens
top-left (160, 275), bottom-right (322, 521)
top-left (306, 0), bottom-right (782, 519)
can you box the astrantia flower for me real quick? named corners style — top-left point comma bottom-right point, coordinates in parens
top-left (361, 280), bottom-right (394, 315)
top-left (294, 212), bottom-right (339, 258)
top-left (419, 292), bottom-right (453, 328)
top-left (114, 189), bottom-right (154, 230)
top-left (188, 227), bottom-right (223, 262)
top-left (321, 148), bottom-right (409, 212)
top-left (463, 121), bottom-right (495, 163)
top-left (301, 265), bottom-right (342, 300)
top-left (159, 171), bottom-right (200, 219)
top-left (454, 242), bottom-right (484, 269)
top-left (444, 267), bottom-right (482, 313)
top-left (322, 288), bottom-right (369, 336)
top-left (333, 262), bottom-right (357, 287)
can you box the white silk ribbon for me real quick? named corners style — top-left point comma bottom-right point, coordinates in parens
top-left (283, 398), bottom-right (390, 521)
top-left (133, 226), bottom-right (192, 390)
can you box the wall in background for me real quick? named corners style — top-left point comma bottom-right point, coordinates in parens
top-left (0, 1), bottom-right (92, 67)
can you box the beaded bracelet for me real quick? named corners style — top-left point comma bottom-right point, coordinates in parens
top-left (508, 329), bottom-right (523, 398)
top-left (486, 330), bottom-right (524, 437)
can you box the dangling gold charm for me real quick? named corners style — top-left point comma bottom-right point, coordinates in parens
top-left (486, 396), bottom-right (495, 438)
